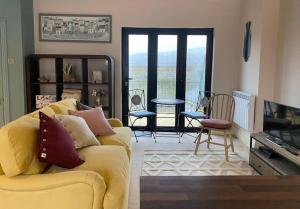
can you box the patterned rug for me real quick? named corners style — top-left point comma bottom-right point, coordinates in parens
top-left (142, 150), bottom-right (257, 176)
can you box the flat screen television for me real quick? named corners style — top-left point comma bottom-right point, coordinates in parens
top-left (264, 100), bottom-right (300, 149)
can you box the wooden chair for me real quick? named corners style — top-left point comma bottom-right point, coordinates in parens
top-left (194, 94), bottom-right (235, 161)
top-left (180, 91), bottom-right (214, 142)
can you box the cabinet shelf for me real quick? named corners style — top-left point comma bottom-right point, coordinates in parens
top-left (26, 54), bottom-right (115, 117)
top-left (32, 82), bottom-right (110, 85)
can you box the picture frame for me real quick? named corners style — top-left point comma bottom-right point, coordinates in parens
top-left (39, 14), bottom-right (112, 42)
top-left (36, 95), bottom-right (56, 109)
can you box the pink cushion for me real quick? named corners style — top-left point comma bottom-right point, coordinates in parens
top-left (201, 119), bottom-right (232, 129)
top-left (69, 107), bottom-right (115, 136)
top-left (38, 112), bottom-right (84, 169)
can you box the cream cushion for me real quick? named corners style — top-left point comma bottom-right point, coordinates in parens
top-left (54, 114), bottom-right (100, 149)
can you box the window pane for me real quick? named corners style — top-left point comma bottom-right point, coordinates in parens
top-left (185, 35), bottom-right (207, 127)
top-left (157, 35), bottom-right (177, 127)
top-left (128, 35), bottom-right (148, 126)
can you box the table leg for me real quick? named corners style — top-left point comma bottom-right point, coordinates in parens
top-left (177, 104), bottom-right (181, 143)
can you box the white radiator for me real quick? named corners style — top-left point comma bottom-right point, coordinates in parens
top-left (232, 91), bottom-right (256, 132)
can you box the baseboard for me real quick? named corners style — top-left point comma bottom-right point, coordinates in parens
top-left (232, 124), bottom-right (251, 148)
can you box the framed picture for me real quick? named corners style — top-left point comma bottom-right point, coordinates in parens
top-left (36, 95), bottom-right (56, 109)
top-left (39, 14), bottom-right (112, 42)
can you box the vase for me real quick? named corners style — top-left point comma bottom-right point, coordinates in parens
top-left (64, 74), bottom-right (72, 82)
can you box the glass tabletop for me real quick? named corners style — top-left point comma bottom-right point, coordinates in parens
top-left (151, 98), bottom-right (185, 105)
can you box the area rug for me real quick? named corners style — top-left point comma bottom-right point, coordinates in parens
top-left (142, 150), bottom-right (257, 176)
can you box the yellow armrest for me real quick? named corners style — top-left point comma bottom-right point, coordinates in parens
top-left (107, 118), bottom-right (123, 127)
top-left (0, 171), bottom-right (106, 209)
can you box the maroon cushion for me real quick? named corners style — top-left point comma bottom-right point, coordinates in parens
top-left (201, 119), bottom-right (232, 129)
top-left (38, 112), bottom-right (84, 168)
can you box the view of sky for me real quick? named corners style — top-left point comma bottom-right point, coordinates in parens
top-left (129, 35), bottom-right (207, 55)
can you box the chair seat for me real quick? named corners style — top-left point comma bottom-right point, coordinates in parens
top-left (181, 111), bottom-right (206, 119)
top-left (129, 111), bottom-right (156, 118)
top-left (201, 119), bottom-right (232, 129)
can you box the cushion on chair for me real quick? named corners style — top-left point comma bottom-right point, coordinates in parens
top-left (200, 119), bottom-right (232, 129)
top-left (129, 111), bottom-right (155, 118)
top-left (181, 111), bottom-right (206, 119)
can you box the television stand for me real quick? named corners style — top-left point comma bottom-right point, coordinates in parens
top-left (250, 132), bottom-right (300, 175)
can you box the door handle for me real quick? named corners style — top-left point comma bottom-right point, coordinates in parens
top-left (125, 78), bottom-right (133, 87)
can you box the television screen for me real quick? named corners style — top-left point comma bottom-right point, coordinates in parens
top-left (264, 101), bottom-right (300, 149)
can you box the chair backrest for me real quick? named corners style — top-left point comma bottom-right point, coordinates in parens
top-left (128, 89), bottom-right (147, 112)
top-left (208, 94), bottom-right (235, 122)
top-left (196, 91), bottom-right (214, 113)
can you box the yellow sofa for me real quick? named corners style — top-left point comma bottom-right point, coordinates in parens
top-left (0, 99), bottom-right (132, 209)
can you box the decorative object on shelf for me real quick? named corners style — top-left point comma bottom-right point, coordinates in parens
top-left (36, 95), bottom-right (56, 109)
top-left (92, 71), bottom-right (103, 83)
top-left (92, 89), bottom-right (106, 107)
top-left (38, 76), bottom-right (50, 83)
top-left (63, 64), bottom-right (75, 82)
top-left (39, 14), bottom-right (112, 43)
top-left (61, 89), bottom-right (82, 101)
top-left (243, 21), bottom-right (252, 62)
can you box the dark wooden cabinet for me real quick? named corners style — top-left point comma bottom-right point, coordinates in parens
top-left (26, 54), bottom-right (115, 117)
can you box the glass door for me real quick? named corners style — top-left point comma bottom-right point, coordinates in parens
top-left (128, 34), bottom-right (148, 126)
top-left (122, 28), bottom-right (214, 131)
top-left (185, 35), bottom-right (208, 127)
top-left (156, 35), bottom-right (178, 127)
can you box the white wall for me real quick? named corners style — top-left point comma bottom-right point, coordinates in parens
top-left (236, 0), bottom-right (280, 146)
top-left (33, 0), bottom-right (242, 119)
top-left (239, 0), bottom-right (263, 96)
top-left (275, 0), bottom-right (300, 108)
top-left (256, 0), bottom-right (280, 131)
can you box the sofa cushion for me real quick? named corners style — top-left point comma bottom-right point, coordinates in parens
top-left (54, 114), bottom-right (100, 149)
top-left (38, 112), bottom-right (84, 169)
top-left (28, 106), bottom-right (56, 119)
top-left (46, 146), bottom-right (130, 209)
top-left (97, 127), bottom-right (132, 159)
top-left (0, 116), bottom-right (48, 177)
top-left (69, 107), bottom-right (115, 136)
top-left (76, 101), bottom-right (92, 110)
top-left (0, 165), bottom-right (3, 174)
top-left (49, 98), bottom-right (77, 115)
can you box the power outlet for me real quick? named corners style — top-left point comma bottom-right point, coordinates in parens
top-left (8, 58), bottom-right (15, 65)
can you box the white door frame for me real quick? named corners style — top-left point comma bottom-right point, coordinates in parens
top-left (0, 19), bottom-right (10, 124)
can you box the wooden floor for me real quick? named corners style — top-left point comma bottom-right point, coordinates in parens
top-left (141, 176), bottom-right (300, 209)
